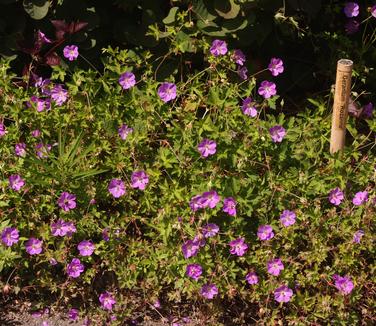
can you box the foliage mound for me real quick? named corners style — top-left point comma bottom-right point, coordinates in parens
top-left (0, 40), bottom-right (375, 324)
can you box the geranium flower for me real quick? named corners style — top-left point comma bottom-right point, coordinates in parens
top-left (210, 39), bottom-right (227, 56)
top-left (274, 285), bottom-right (293, 303)
top-left (99, 292), bottom-right (116, 310)
top-left (200, 283), bottom-right (218, 299)
top-left (158, 82), bottom-right (177, 103)
top-left (198, 139), bottom-right (217, 158)
top-left (1, 227), bottom-right (19, 247)
top-left (25, 238), bottom-right (43, 255)
top-left (119, 72), bottom-right (136, 90)
top-left (258, 81), bottom-right (277, 99)
top-left (66, 258), bottom-right (84, 278)
top-left (108, 179), bottom-right (126, 198)
top-left (186, 264), bottom-right (202, 281)
top-left (57, 192), bottom-right (77, 211)
top-left (268, 57), bottom-right (284, 76)
top-left (63, 45), bottom-right (79, 61)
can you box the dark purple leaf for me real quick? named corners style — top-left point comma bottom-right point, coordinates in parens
top-left (45, 52), bottom-right (61, 66)
top-left (51, 19), bottom-right (68, 39)
top-left (51, 19), bottom-right (69, 31)
top-left (67, 21), bottom-right (88, 34)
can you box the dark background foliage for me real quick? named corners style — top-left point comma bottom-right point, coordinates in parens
top-left (0, 0), bottom-right (376, 102)
top-left (1, 0), bottom-right (375, 105)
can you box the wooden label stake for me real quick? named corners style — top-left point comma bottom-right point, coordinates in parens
top-left (330, 59), bottom-right (353, 154)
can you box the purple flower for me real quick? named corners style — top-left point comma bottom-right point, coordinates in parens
top-left (269, 125), bottom-right (286, 143)
top-left (63, 221), bottom-right (77, 236)
top-left (333, 274), bottom-right (354, 295)
top-left (153, 299), bottom-right (161, 309)
top-left (34, 77), bottom-right (51, 92)
top-left (210, 39), bottom-right (227, 56)
top-left (51, 219), bottom-right (68, 236)
top-left (352, 191), bottom-right (368, 206)
top-left (258, 81), bottom-right (277, 99)
top-left (280, 210), bottom-right (296, 227)
top-left (193, 234), bottom-right (206, 247)
top-left (268, 57), bottom-right (284, 76)
top-left (28, 96), bottom-right (50, 112)
top-left (257, 225), bottom-right (274, 241)
top-left (372, 5), bottom-right (376, 18)
top-left (31, 129), bottom-right (41, 138)
top-left (241, 97), bottom-right (257, 117)
top-left (362, 102), bottom-right (374, 118)
top-left (119, 72), bottom-right (136, 90)
top-left (33, 75), bottom-right (43, 87)
top-left (274, 285), bottom-right (293, 303)
top-left (35, 142), bottom-right (51, 158)
top-left (186, 263), bottom-right (203, 280)
top-left (1, 227), bottom-right (19, 247)
top-left (198, 139), bottom-right (217, 158)
top-left (201, 190), bottom-right (220, 209)
top-left (99, 292), bottom-right (116, 310)
top-left (58, 192), bottom-right (77, 211)
top-left (51, 84), bottom-right (68, 106)
top-left (232, 49), bottom-right (246, 65)
top-left (66, 258), bottom-right (84, 278)
top-left (25, 238), bottom-right (43, 255)
top-left (9, 174), bottom-right (25, 191)
top-left (189, 195), bottom-right (204, 212)
top-left (102, 228), bottom-right (110, 241)
top-left (131, 170), bottom-right (149, 190)
top-left (353, 229), bottom-right (364, 243)
top-left (49, 258), bottom-right (58, 265)
top-left (200, 283), bottom-right (218, 299)
top-left (0, 123), bottom-right (6, 137)
top-left (118, 124), bottom-right (133, 140)
top-left (223, 197), bottom-right (237, 216)
top-left (229, 237), bottom-right (248, 256)
top-left (108, 178), bottom-right (126, 198)
top-left (267, 258), bottom-right (284, 276)
top-left (328, 187), bottom-right (344, 206)
top-left (31, 310), bottom-right (43, 318)
top-left (237, 66), bottom-right (248, 80)
top-left (63, 45), bottom-right (79, 61)
top-left (181, 239), bottom-right (200, 259)
top-left (344, 2), bottom-right (359, 17)
top-left (37, 30), bottom-right (52, 44)
top-left (158, 82), bottom-right (177, 103)
top-left (68, 308), bottom-right (79, 321)
top-left (245, 272), bottom-right (259, 285)
top-left (36, 97), bottom-right (46, 112)
top-left (345, 19), bottom-right (360, 34)
top-left (77, 240), bottom-right (95, 256)
top-left (15, 143), bottom-right (26, 157)
top-left (202, 223), bottom-right (219, 238)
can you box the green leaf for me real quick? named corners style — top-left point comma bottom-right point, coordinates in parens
top-left (71, 169), bottom-right (109, 179)
top-left (214, 0), bottom-right (240, 19)
top-left (192, 0), bottom-right (217, 22)
top-left (176, 31), bottom-right (195, 53)
top-left (23, 0), bottom-right (50, 20)
top-left (64, 131), bottom-right (84, 164)
top-left (222, 17), bottom-right (248, 32)
top-left (163, 7), bottom-right (179, 25)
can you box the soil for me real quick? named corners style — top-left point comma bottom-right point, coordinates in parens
top-left (0, 299), bottom-right (201, 326)
top-left (0, 300), bottom-right (81, 326)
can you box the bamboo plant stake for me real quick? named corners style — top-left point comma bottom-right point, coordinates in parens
top-left (330, 59), bottom-right (353, 154)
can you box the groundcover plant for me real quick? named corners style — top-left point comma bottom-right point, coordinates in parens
top-left (0, 37), bottom-right (375, 324)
